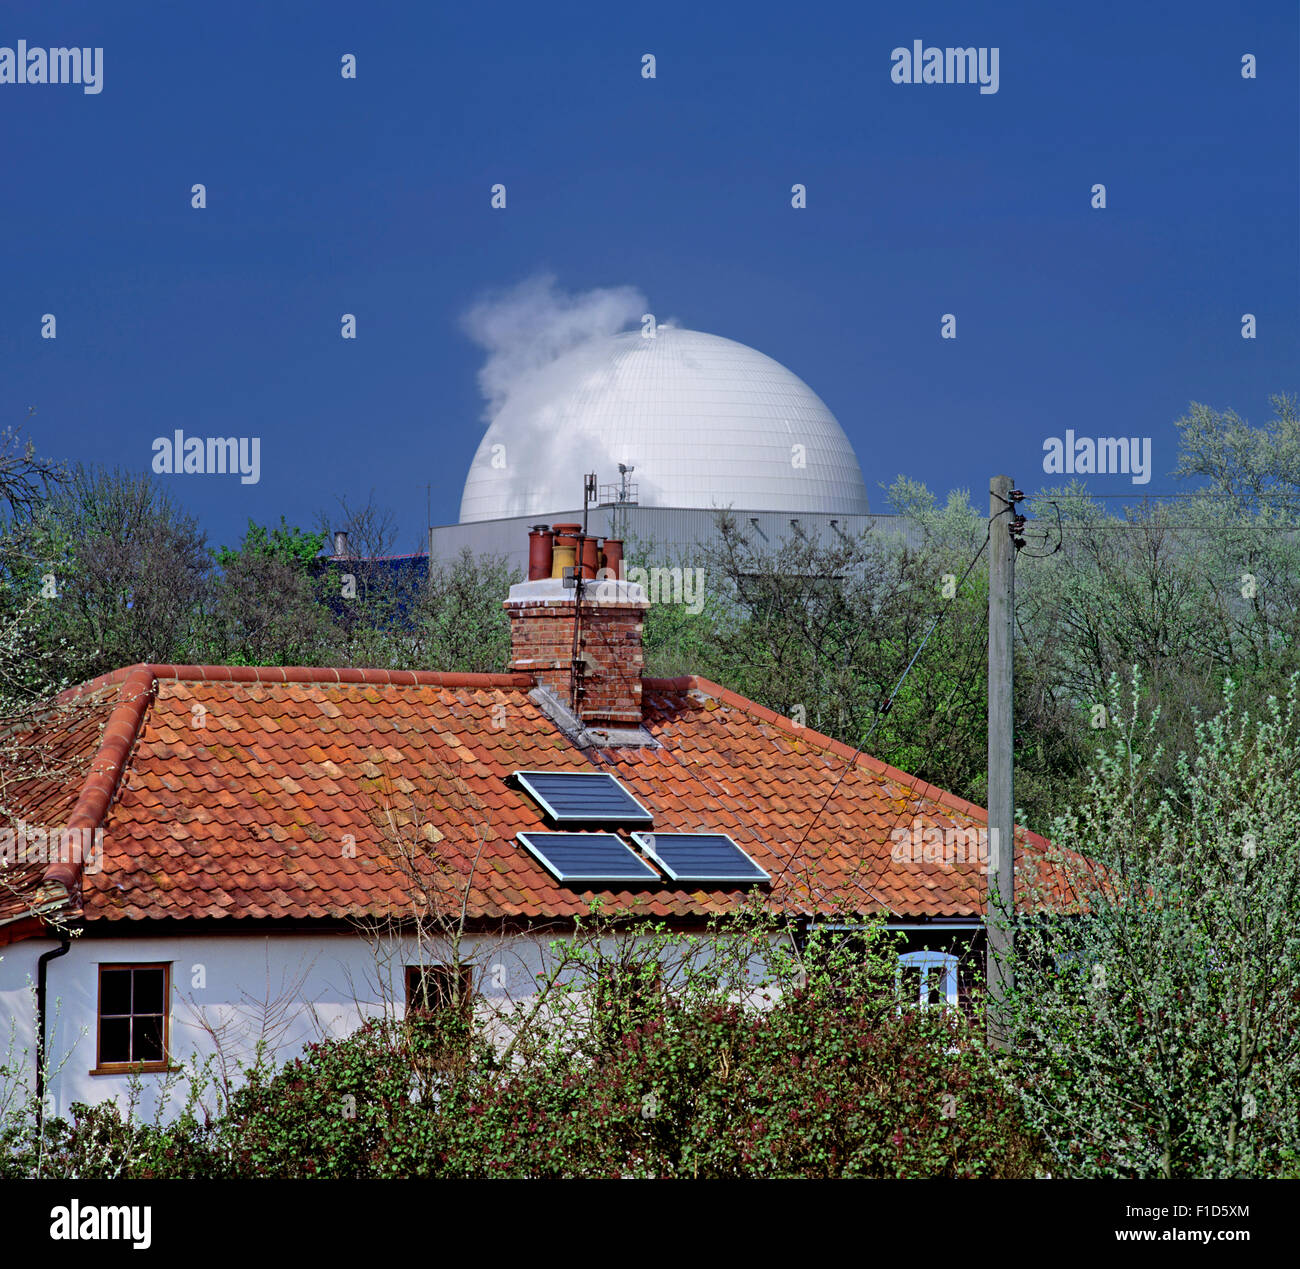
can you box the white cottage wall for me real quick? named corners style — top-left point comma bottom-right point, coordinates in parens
top-left (1, 927), bottom-right (789, 1125)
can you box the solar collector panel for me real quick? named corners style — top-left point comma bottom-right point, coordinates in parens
top-left (513, 770), bottom-right (654, 826)
top-left (517, 832), bottom-right (660, 884)
top-left (631, 832), bottom-right (771, 883)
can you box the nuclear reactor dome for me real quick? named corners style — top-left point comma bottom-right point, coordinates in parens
top-left (458, 327), bottom-right (869, 523)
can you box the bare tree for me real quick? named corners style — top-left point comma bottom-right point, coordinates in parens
top-left (0, 421), bottom-right (63, 520)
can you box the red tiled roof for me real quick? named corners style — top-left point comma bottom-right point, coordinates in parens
top-left (1, 679), bottom-right (123, 932)
top-left (0, 664), bottom-right (1086, 937)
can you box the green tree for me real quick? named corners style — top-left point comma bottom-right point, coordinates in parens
top-left (206, 517), bottom-right (330, 667)
top-left (1007, 672), bottom-right (1300, 1177)
top-left (216, 516), bottom-right (326, 571)
top-left (1, 466), bottom-right (210, 688)
top-left (641, 500), bottom-right (1084, 830)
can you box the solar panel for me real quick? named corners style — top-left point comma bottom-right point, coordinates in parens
top-left (517, 832), bottom-right (661, 884)
top-left (631, 832), bottom-right (771, 883)
top-left (512, 770), bottom-right (654, 826)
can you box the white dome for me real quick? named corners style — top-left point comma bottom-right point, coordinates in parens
top-left (458, 327), bottom-right (869, 522)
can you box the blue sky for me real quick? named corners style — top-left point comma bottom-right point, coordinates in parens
top-left (2, 0), bottom-right (1296, 552)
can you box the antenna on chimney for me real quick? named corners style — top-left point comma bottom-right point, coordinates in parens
top-left (582, 472), bottom-right (597, 537)
top-left (570, 473), bottom-right (598, 714)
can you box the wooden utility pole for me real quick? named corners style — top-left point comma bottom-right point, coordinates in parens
top-left (987, 474), bottom-right (1018, 1051)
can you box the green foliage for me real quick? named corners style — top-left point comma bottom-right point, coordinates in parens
top-left (1174, 392), bottom-right (1300, 507)
top-left (0, 471), bottom-right (518, 681)
top-left (1006, 671), bottom-right (1300, 1177)
top-left (0, 465), bottom-right (211, 688)
top-left (216, 1017), bottom-right (482, 1179)
top-left (1, 918), bottom-right (1044, 1179)
top-left (639, 501), bottom-right (1085, 830)
top-left (32, 1101), bottom-right (217, 1181)
top-left (409, 988), bottom-right (1040, 1180)
top-left (216, 517), bottom-right (326, 571)
top-left (406, 548), bottom-right (517, 673)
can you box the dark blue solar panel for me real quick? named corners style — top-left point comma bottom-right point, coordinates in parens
top-left (517, 832), bottom-right (660, 884)
top-left (632, 833), bottom-right (770, 883)
top-left (513, 770), bottom-right (653, 826)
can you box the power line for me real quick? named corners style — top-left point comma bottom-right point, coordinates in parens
top-left (1042, 524), bottom-right (1300, 533)
top-left (619, 520), bottom-right (999, 923)
top-left (1032, 489), bottom-right (1300, 500)
top-left (767, 516), bottom-right (996, 898)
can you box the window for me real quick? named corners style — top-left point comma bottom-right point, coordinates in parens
top-left (405, 964), bottom-right (475, 1069)
top-left (96, 963), bottom-right (171, 1072)
top-left (405, 964), bottom-right (473, 1019)
top-left (896, 950), bottom-right (959, 1010)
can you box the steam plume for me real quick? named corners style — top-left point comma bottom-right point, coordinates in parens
top-left (461, 274), bottom-right (647, 422)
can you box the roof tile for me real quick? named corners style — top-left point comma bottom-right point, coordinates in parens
top-left (2, 666), bottom-right (1084, 935)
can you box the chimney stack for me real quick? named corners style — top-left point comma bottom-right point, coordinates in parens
top-left (504, 524), bottom-right (648, 725)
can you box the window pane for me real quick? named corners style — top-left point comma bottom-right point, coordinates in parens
top-left (407, 965), bottom-right (471, 1014)
top-left (407, 968), bottom-right (435, 1012)
top-left (100, 1016), bottom-right (130, 1064)
top-left (431, 966), bottom-right (459, 1009)
top-left (133, 1015), bottom-right (164, 1063)
top-left (132, 968), bottom-right (164, 1014)
top-left (424, 967), bottom-right (446, 1008)
top-left (100, 968), bottom-right (132, 1016)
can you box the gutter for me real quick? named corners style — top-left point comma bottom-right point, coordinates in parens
top-left (35, 928), bottom-right (72, 1131)
top-left (808, 920), bottom-right (987, 932)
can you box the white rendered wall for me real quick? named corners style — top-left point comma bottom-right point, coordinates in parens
top-left (0, 927), bottom-right (788, 1125)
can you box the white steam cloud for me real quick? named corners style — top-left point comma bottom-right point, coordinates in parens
top-left (461, 274), bottom-right (647, 422)
top-left (457, 275), bottom-right (684, 521)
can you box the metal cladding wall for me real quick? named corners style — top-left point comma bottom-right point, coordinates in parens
top-left (430, 506), bottom-right (920, 577)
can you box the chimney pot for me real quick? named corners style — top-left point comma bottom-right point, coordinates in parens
top-left (551, 525), bottom-right (580, 580)
top-left (527, 525), bottom-right (555, 581)
top-left (505, 528), bottom-right (649, 726)
top-left (601, 538), bottom-right (624, 579)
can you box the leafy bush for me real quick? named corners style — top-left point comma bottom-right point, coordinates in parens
top-left (6, 959), bottom-right (1044, 1179)
top-left (1006, 673), bottom-right (1300, 1177)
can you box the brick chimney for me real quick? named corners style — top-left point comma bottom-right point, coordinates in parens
top-left (504, 528), bottom-right (648, 725)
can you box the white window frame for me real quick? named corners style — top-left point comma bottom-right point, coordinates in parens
top-left (896, 950), bottom-right (959, 1009)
